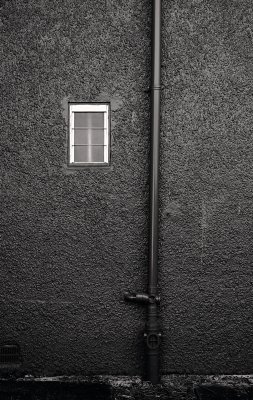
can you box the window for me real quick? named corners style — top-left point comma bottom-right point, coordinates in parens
top-left (69, 103), bottom-right (109, 165)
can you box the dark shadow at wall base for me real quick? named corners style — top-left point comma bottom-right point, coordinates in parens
top-left (0, 382), bottom-right (111, 400)
top-left (194, 383), bottom-right (253, 400)
top-left (0, 376), bottom-right (252, 400)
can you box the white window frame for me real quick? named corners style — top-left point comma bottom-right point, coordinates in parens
top-left (69, 103), bottom-right (109, 165)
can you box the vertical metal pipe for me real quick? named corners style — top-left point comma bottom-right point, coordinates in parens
top-left (149, 0), bottom-right (161, 296)
top-left (146, 0), bottom-right (162, 384)
top-left (124, 0), bottom-right (162, 385)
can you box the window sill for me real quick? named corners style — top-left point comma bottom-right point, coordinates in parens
top-left (64, 162), bottom-right (113, 172)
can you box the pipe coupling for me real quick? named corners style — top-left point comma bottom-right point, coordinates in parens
top-left (124, 292), bottom-right (160, 305)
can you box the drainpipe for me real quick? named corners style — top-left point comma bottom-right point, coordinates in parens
top-left (124, 0), bottom-right (162, 385)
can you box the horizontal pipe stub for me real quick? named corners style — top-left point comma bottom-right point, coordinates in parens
top-left (124, 292), bottom-right (160, 305)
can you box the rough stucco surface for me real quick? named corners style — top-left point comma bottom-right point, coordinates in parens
top-left (0, 0), bottom-right (252, 376)
top-left (159, 0), bottom-right (253, 374)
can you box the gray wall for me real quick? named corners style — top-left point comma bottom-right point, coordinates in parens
top-left (1, 0), bottom-right (252, 376)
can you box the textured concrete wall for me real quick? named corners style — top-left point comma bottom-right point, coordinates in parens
top-left (1, 0), bottom-right (252, 376)
top-left (159, 0), bottom-right (253, 374)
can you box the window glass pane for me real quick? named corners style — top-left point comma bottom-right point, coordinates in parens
top-left (74, 145), bottom-right (105, 163)
top-left (74, 129), bottom-right (104, 145)
top-left (74, 112), bottom-right (104, 128)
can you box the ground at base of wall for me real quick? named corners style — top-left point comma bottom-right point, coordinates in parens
top-left (0, 375), bottom-right (252, 400)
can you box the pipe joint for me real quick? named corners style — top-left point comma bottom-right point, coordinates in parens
top-left (124, 292), bottom-right (160, 305)
top-left (151, 85), bottom-right (161, 90)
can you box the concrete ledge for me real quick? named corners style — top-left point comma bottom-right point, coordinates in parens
top-left (0, 375), bottom-right (252, 400)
